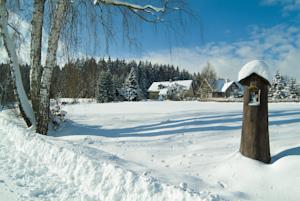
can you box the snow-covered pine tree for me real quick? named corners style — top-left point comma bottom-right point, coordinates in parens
top-left (270, 71), bottom-right (287, 99)
top-left (123, 65), bottom-right (143, 101)
top-left (297, 84), bottom-right (300, 96)
top-left (287, 78), bottom-right (297, 99)
top-left (138, 62), bottom-right (148, 98)
top-left (96, 69), bottom-right (114, 103)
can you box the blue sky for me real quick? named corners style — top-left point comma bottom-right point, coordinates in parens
top-left (106, 0), bottom-right (300, 80)
top-left (1, 0), bottom-right (300, 80)
top-left (125, 0), bottom-right (289, 50)
top-left (191, 0), bottom-right (284, 43)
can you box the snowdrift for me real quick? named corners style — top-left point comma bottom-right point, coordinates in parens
top-left (0, 114), bottom-right (222, 201)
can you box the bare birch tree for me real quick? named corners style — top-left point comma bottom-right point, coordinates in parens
top-left (30, 0), bottom-right (45, 116)
top-left (36, 0), bottom-right (68, 134)
top-left (0, 0), bottom-right (35, 127)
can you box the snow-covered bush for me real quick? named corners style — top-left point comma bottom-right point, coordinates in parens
top-left (50, 100), bottom-right (67, 130)
top-left (167, 83), bottom-right (185, 101)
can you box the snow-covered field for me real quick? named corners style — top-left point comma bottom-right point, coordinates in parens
top-left (1, 101), bottom-right (300, 201)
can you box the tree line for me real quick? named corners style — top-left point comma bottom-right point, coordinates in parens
top-left (0, 57), bottom-right (192, 103)
top-left (2, 59), bottom-right (299, 107)
top-left (54, 58), bottom-right (192, 100)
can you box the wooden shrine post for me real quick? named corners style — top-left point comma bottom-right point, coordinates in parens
top-left (239, 63), bottom-right (271, 163)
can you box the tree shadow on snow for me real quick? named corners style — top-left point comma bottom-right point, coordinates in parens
top-left (52, 116), bottom-right (242, 138)
top-left (272, 146), bottom-right (300, 163)
top-left (269, 110), bottom-right (300, 126)
top-left (51, 109), bottom-right (300, 138)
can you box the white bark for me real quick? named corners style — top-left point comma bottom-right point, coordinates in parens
top-left (30, 0), bottom-right (45, 115)
top-left (0, 0), bottom-right (36, 127)
top-left (37, 0), bottom-right (68, 134)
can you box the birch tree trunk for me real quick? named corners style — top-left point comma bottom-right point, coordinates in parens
top-left (36, 0), bottom-right (68, 135)
top-left (30, 0), bottom-right (45, 116)
top-left (0, 0), bottom-right (36, 127)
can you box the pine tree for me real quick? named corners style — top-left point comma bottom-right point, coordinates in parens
top-left (287, 78), bottom-right (297, 99)
top-left (96, 69), bottom-right (114, 103)
top-left (138, 62), bottom-right (148, 98)
top-left (270, 71), bottom-right (287, 99)
top-left (123, 65), bottom-right (143, 101)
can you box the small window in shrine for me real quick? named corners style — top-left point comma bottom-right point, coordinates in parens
top-left (248, 84), bottom-right (260, 106)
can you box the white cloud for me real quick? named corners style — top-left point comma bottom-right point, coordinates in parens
top-left (261, 0), bottom-right (300, 13)
top-left (277, 48), bottom-right (300, 77)
top-left (136, 24), bottom-right (300, 81)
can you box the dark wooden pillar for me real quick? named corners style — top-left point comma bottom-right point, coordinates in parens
top-left (240, 73), bottom-right (271, 163)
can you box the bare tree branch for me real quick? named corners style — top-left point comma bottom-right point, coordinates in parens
top-left (7, 22), bottom-right (21, 35)
top-left (94, 0), bottom-right (167, 13)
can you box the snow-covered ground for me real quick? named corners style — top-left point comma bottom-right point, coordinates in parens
top-left (1, 101), bottom-right (300, 201)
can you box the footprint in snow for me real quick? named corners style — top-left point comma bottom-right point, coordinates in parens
top-left (217, 181), bottom-right (226, 189)
top-left (179, 182), bottom-right (188, 191)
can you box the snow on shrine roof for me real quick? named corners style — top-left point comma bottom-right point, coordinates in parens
top-left (238, 60), bottom-right (271, 84)
top-left (148, 80), bottom-right (193, 92)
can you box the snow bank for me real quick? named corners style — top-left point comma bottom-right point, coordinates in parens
top-left (0, 114), bottom-right (222, 201)
top-left (238, 60), bottom-right (271, 84)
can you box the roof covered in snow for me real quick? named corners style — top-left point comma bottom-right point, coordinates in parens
top-left (211, 79), bottom-right (225, 92)
top-left (209, 79), bottom-right (241, 93)
top-left (238, 60), bottom-right (271, 84)
top-left (148, 80), bottom-right (193, 92)
top-left (221, 81), bottom-right (235, 92)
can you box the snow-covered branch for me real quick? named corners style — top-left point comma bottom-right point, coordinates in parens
top-left (93, 0), bottom-right (167, 14)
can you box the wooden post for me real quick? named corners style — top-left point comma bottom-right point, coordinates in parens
top-left (239, 73), bottom-right (271, 163)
